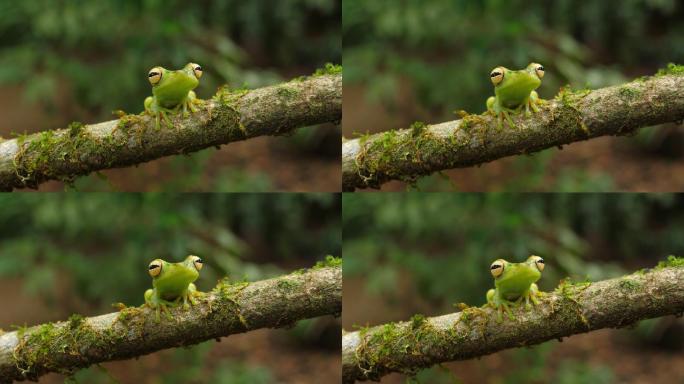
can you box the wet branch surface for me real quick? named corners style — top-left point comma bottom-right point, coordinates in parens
top-left (0, 264), bottom-right (341, 383)
top-left (0, 73), bottom-right (341, 191)
top-left (342, 264), bottom-right (684, 383)
top-left (342, 73), bottom-right (684, 191)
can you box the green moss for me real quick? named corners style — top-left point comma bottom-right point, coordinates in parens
top-left (369, 323), bottom-right (401, 358)
top-left (67, 122), bottom-right (84, 137)
top-left (277, 278), bottom-right (301, 291)
top-left (618, 278), bottom-right (641, 291)
top-left (67, 314), bottom-right (84, 330)
top-left (313, 255), bottom-right (342, 269)
top-left (618, 85), bottom-right (642, 100)
top-left (276, 85), bottom-right (301, 98)
top-left (313, 63), bottom-right (342, 76)
top-left (656, 255), bottom-right (684, 269)
top-left (210, 278), bottom-right (250, 328)
top-left (656, 63), bottom-right (684, 76)
top-left (410, 314), bottom-right (426, 329)
top-left (409, 121), bottom-right (427, 137)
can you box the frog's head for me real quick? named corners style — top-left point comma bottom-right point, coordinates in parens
top-left (148, 255), bottom-right (203, 289)
top-left (490, 63), bottom-right (544, 94)
top-left (490, 255), bottom-right (544, 289)
top-left (147, 63), bottom-right (203, 93)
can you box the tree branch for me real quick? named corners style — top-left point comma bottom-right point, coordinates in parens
top-left (0, 263), bottom-right (341, 383)
top-left (342, 71), bottom-right (684, 191)
top-left (342, 261), bottom-right (684, 383)
top-left (0, 73), bottom-right (341, 191)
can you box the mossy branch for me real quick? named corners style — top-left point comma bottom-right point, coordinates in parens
top-left (342, 260), bottom-right (684, 383)
top-left (0, 262), bottom-right (341, 383)
top-left (0, 72), bottom-right (341, 191)
top-left (342, 69), bottom-right (684, 191)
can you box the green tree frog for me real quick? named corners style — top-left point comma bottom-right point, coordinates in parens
top-left (486, 255), bottom-right (545, 321)
top-left (144, 255), bottom-right (204, 320)
top-left (486, 63), bottom-right (545, 129)
top-left (144, 63), bottom-right (203, 129)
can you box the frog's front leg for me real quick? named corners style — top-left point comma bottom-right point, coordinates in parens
top-left (487, 289), bottom-right (515, 322)
top-left (180, 282), bottom-right (203, 309)
top-left (487, 97), bottom-right (517, 129)
top-left (181, 91), bottom-right (200, 117)
top-left (145, 289), bottom-right (175, 321)
top-left (144, 97), bottom-right (175, 129)
top-left (521, 282), bottom-right (543, 309)
top-left (523, 90), bottom-right (543, 117)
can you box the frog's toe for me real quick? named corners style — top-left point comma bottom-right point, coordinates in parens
top-left (503, 113), bottom-right (517, 129)
top-left (530, 102), bottom-right (540, 113)
top-left (495, 307), bottom-right (504, 322)
top-left (530, 294), bottom-right (540, 306)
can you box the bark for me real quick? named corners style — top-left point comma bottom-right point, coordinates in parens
top-left (0, 73), bottom-right (341, 191)
top-left (0, 264), bottom-right (341, 383)
top-left (342, 72), bottom-right (684, 191)
top-left (342, 262), bottom-right (684, 383)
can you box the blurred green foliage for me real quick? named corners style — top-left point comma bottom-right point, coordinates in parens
top-left (343, 0), bottom-right (683, 116)
top-left (343, 193), bottom-right (684, 308)
top-left (0, 193), bottom-right (341, 310)
top-left (0, 0), bottom-right (341, 114)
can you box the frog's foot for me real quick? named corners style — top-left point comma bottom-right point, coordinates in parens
top-left (522, 283), bottom-right (542, 309)
top-left (487, 289), bottom-right (515, 322)
top-left (525, 91), bottom-right (543, 116)
top-left (181, 91), bottom-right (200, 117)
top-left (145, 297), bottom-right (175, 322)
top-left (181, 283), bottom-right (203, 309)
top-left (501, 110), bottom-right (517, 129)
top-left (147, 109), bottom-right (174, 130)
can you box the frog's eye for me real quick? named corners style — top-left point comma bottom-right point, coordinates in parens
top-left (191, 63), bottom-right (203, 79)
top-left (148, 67), bottom-right (162, 85)
top-left (530, 255), bottom-right (545, 271)
top-left (490, 259), bottom-right (505, 278)
top-left (534, 64), bottom-right (545, 79)
top-left (490, 67), bottom-right (504, 86)
top-left (190, 255), bottom-right (203, 271)
top-left (148, 259), bottom-right (163, 277)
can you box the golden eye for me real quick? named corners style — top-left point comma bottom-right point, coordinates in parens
top-left (191, 63), bottom-right (203, 79)
top-left (533, 63), bottom-right (545, 79)
top-left (490, 259), bottom-right (505, 278)
top-left (530, 255), bottom-right (545, 271)
top-left (148, 67), bottom-right (162, 85)
top-left (490, 67), bottom-right (504, 86)
top-left (190, 255), bottom-right (203, 271)
top-left (148, 259), bottom-right (162, 277)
